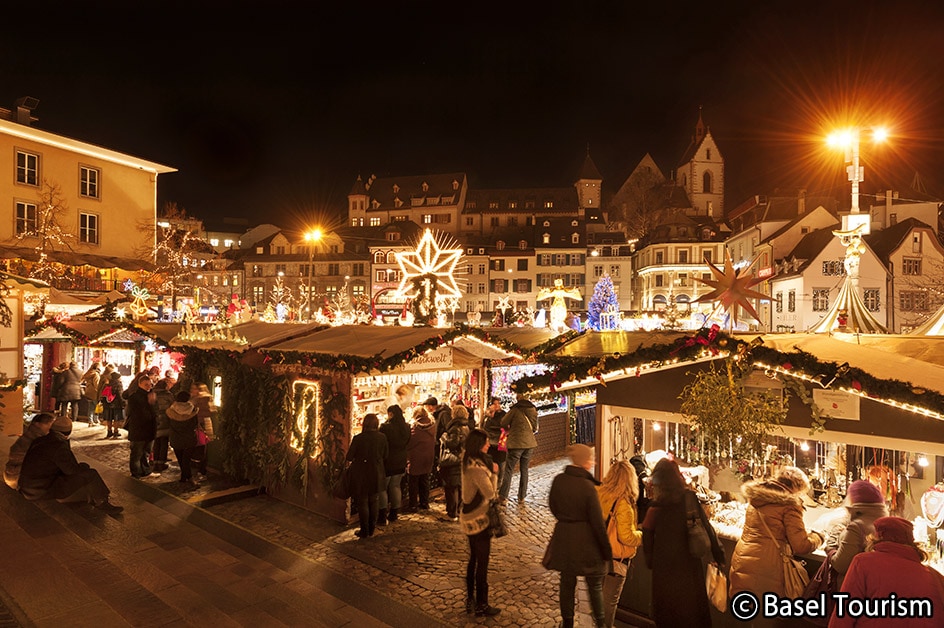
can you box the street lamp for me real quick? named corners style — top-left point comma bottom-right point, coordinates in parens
top-left (826, 126), bottom-right (888, 229)
top-left (304, 229), bottom-right (323, 322)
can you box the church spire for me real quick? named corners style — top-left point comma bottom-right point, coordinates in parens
top-left (694, 105), bottom-right (706, 144)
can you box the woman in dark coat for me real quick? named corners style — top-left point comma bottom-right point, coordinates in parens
top-left (378, 404), bottom-right (411, 524)
top-left (406, 407), bottom-right (436, 511)
top-left (100, 371), bottom-right (125, 439)
top-left (438, 413), bottom-right (470, 521)
top-left (641, 458), bottom-right (725, 627)
top-left (545, 444), bottom-right (611, 628)
top-left (166, 391), bottom-right (199, 487)
top-left (346, 413), bottom-right (389, 538)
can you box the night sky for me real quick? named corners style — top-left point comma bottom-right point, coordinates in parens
top-left (4, 1), bottom-right (944, 232)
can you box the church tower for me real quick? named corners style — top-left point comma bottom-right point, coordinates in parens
top-left (677, 108), bottom-right (724, 219)
top-left (574, 147), bottom-right (603, 219)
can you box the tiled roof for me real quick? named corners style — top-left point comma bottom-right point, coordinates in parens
top-left (351, 172), bottom-right (466, 210)
top-left (864, 217), bottom-right (934, 263)
top-left (576, 152), bottom-right (603, 181)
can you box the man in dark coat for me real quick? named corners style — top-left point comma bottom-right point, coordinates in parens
top-left (17, 413), bottom-right (123, 514)
top-left (346, 413), bottom-right (389, 538)
top-left (438, 414), bottom-right (470, 521)
top-left (378, 405), bottom-right (411, 524)
top-left (545, 444), bottom-right (610, 628)
top-left (124, 374), bottom-right (157, 478)
top-left (423, 396), bottom-right (453, 441)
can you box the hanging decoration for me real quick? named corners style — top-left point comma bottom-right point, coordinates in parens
top-left (128, 285), bottom-right (151, 320)
top-left (394, 228), bottom-right (463, 326)
top-left (693, 249), bottom-right (768, 329)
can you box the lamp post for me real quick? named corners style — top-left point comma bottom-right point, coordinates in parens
top-left (826, 126), bottom-right (888, 230)
top-left (304, 229), bottom-right (322, 322)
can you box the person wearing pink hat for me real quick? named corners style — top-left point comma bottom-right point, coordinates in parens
top-left (830, 516), bottom-right (944, 627)
top-left (825, 480), bottom-right (888, 587)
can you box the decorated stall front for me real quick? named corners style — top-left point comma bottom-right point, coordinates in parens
top-left (175, 323), bottom-right (538, 523)
top-left (522, 327), bottom-right (944, 626)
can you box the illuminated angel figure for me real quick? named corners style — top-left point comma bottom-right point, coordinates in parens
top-left (537, 278), bottom-right (582, 332)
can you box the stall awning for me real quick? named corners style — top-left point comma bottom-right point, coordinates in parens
top-left (0, 245), bottom-right (154, 271)
top-left (552, 330), bottom-right (689, 358)
top-left (170, 320), bottom-right (327, 351)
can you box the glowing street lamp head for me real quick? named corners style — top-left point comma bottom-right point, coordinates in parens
top-left (305, 229), bottom-right (323, 243)
top-left (871, 127), bottom-right (889, 143)
top-left (826, 129), bottom-right (854, 148)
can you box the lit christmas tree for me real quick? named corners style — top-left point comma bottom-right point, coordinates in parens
top-left (587, 274), bottom-right (620, 331)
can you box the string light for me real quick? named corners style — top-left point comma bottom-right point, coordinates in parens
top-left (394, 229), bottom-right (462, 321)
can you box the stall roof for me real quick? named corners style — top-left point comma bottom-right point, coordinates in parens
top-left (170, 320), bottom-right (327, 351)
top-left (135, 322), bottom-right (183, 345)
top-left (759, 332), bottom-right (944, 396)
top-left (482, 327), bottom-right (563, 350)
top-left (552, 330), bottom-right (689, 357)
top-left (262, 325), bottom-right (522, 360)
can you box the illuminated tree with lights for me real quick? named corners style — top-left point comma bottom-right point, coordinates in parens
top-left (138, 203), bottom-right (211, 315)
top-left (15, 180), bottom-right (74, 282)
top-left (587, 274), bottom-right (619, 331)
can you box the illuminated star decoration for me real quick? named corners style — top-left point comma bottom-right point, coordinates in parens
top-left (123, 278), bottom-right (136, 292)
top-left (394, 229), bottom-right (462, 324)
top-left (693, 249), bottom-right (769, 328)
top-left (496, 295), bottom-right (512, 315)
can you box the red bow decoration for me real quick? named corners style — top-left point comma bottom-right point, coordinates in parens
top-left (670, 324), bottom-right (721, 356)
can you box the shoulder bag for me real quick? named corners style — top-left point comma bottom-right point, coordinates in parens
top-left (606, 498), bottom-right (638, 560)
top-left (756, 508), bottom-right (810, 598)
top-left (487, 499), bottom-right (507, 537)
top-left (802, 550), bottom-right (837, 626)
top-left (685, 490), bottom-right (712, 559)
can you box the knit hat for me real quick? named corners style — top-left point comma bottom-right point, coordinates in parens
top-left (846, 480), bottom-right (884, 506)
top-left (775, 466), bottom-right (811, 494)
top-left (873, 516), bottom-right (914, 545)
top-left (567, 444), bottom-right (594, 467)
top-left (422, 396), bottom-right (438, 407)
top-left (51, 415), bottom-right (73, 437)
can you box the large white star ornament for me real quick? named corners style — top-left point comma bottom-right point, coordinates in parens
top-left (394, 229), bottom-right (463, 303)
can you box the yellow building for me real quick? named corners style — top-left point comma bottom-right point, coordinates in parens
top-left (0, 98), bottom-right (176, 293)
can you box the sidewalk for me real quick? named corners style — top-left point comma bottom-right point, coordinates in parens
top-left (1, 419), bottom-right (613, 627)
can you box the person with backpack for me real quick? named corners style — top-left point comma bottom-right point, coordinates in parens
top-left (100, 370), bottom-right (124, 439)
top-left (438, 409), bottom-right (470, 521)
top-left (498, 396), bottom-right (538, 503)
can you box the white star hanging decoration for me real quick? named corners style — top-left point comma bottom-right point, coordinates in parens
top-left (122, 278), bottom-right (136, 292)
top-left (394, 229), bottom-right (463, 304)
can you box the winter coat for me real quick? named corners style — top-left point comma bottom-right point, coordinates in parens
top-left (152, 388), bottom-right (174, 439)
top-left (597, 487), bottom-right (643, 560)
top-left (545, 465), bottom-right (612, 575)
top-left (729, 479), bottom-right (823, 598)
top-left (829, 541), bottom-right (944, 628)
top-left (406, 415), bottom-right (436, 476)
top-left (482, 409), bottom-right (505, 445)
top-left (346, 430), bottom-right (388, 498)
top-left (4, 421), bottom-right (48, 490)
top-left (437, 417), bottom-right (469, 487)
top-left (167, 401), bottom-right (199, 450)
top-left (500, 399), bottom-right (538, 450)
top-left (825, 503), bottom-right (888, 585)
top-left (60, 364), bottom-right (84, 402)
top-left (80, 367), bottom-right (101, 401)
top-left (192, 391), bottom-right (215, 437)
top-left (642, 489), bottom-right (724, 627)
top-left (17, 433), bottom-right (88, 501)
top-left (124, 388), bottom-right (157, 442)
top-left (379, 414), bottom-right (411, 476)
top-left (433, 405), bottom-right (453, 440)
top-left (460, 457), bottom-right (496, 536)
top-left (101, 375), bottom-right (124, 410)
top-left (50, 368), bottom-right (66, 399)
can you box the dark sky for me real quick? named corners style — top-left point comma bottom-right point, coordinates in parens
top-left (4, 1), bottom-right (944, 231)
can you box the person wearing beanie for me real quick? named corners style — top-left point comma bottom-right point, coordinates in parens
top-left (167, 391), bottom-right (200, 488)
top-left (545, 444), bottom-right (611, 628)
top-left (825, 480), bottom-right (888, 586)
top-left (729, 467), bottom-right (824, 602)
top-left (831, 516), bottom-right (944, 628)
top-left (16, 413), bottom-right (123, 514)
top-left (642, 458), bottom-right (725, 627)
top-left (378, 404), bottom-right (411, 524)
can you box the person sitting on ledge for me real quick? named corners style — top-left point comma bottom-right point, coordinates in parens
top-left (15, 413), bottom-right (123, 514)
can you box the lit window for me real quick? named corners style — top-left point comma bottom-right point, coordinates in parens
top-left (544, 201), bottom-right (554, 208)
top-left (80, 165), bottom-right (100, 198)
top-left (788, 290), bottom-right (796, 312)
top-left (15, 201), bottom-right (37, 234)
top-left (79, 212), bottom-right (99, 244)
top-left (224, 239), bottom-right (233, 247)
top-left (210, 238), bottom-right (220, 247)
top-left (16, 150), bottom-right (39, 185)
top-left (370, 217), bottom-right (382, 227)
top-left (423, 214), bottom-right (432, 224)
top-left (542, 233), bottom-right (550, 244)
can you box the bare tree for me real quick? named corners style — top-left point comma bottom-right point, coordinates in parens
top-left (15, 180), bottom-right (74, 281)
top-left (609, 167), bottom-right (683, 241)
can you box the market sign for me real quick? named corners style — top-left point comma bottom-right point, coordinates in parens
top-left (397, 346), bottom-right (453, 372)
top-left (812, 388), bottom-right (860, 420)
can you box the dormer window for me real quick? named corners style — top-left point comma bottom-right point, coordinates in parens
top-left (371, 199), bottom-right (381, 209)
top-left (374, 251), bottom-right (385, 264)
top-left (571, 233), bottom-right (580, 244)
top-left (394, 197), bottom-right (402, 208)
top-left (544, 201), bottom-right (554, 209)
top-left (543, 220), bottom-right (551, 227)
top-left (509, 201), bottom-right (517, 209)
top-left (393, 184), bottom-right (400, 194)
top-left (571, 220), bottom-right (578, 227)
top-left (422, 182), bottom-right (429, 192)
top-left (452, 179), bottom-right (459, 190)
top-left (386, 232), bottom-right (399, 241)
top-left (519, 240), bottom-right (527, 250)
top-left (542, 233), bottom-right (550, 244)
top-left (496, 240), bottom-right (505, 251)
top-left (386, 251), bottom-right (396, 264)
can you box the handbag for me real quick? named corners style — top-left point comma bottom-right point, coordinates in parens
top-left (497, 428), bottom-right (508, 453)
top-left (195, 427), bottom-right (209, 446)
top-left (802, 551), bottom-right (837, 626)
top-left (606, 498), bottom-right (639, 559)
top-left (686, 491), bottom-right (712, 559)
top-left (487, 499), bottom-right (507, 537)
top-left (94, 401), bottom-right (104, 414)
top-left (756, 509), bottom-right (810, 598)
top-left (706, 562), bottom-right (727, 612)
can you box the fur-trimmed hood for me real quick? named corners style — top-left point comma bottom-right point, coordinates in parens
top-left (741, 479), bottom-right (804, 508)
top-left (166, 401), bottom-right (197, 421)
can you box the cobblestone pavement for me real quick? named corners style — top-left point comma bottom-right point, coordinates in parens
top-left (70, 422), bottom-right (607, 627)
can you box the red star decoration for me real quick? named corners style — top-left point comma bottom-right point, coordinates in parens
top-left (693, 249), bottom-right (768, 327)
